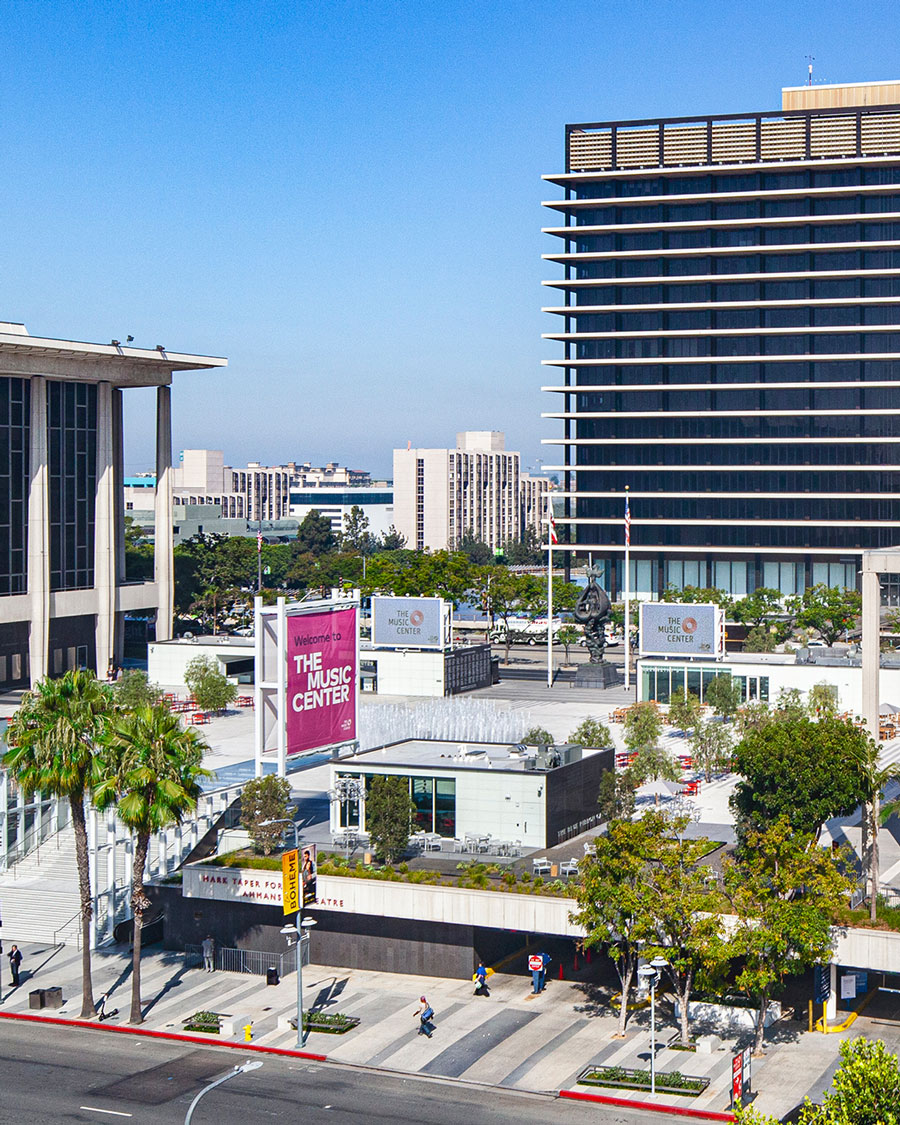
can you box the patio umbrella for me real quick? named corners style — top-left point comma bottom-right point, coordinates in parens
top-left (639, 779), bottom-right (682, 807)
top-left (881, 703), bottom-right (900, 715)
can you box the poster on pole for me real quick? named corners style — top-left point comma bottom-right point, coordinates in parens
top-left (286, 607), bottom-right (357, 755)
top-left (301, 843), bottom-right (317, 905)
top-left (282, 848), bottom-right (299, 915)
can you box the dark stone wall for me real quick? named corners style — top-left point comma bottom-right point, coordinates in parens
top-left (148, 884), bottom-right (477, 979)
top-left (545, 748), bottom-right (612, 846)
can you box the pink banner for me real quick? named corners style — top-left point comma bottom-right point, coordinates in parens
top-left (286, 607), bottom-right (357, 755)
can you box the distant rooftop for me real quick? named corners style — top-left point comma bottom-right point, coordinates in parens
top-left (339, 738), bottom-right (592, 773)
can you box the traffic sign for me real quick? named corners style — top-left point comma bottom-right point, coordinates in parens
top-left (528, 954), bottom-right (543, 971)
top-left (282, 848), bottom-right (300, 915)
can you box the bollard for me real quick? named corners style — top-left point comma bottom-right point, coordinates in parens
top-left (244, 1023), bottom-right (253, 1042)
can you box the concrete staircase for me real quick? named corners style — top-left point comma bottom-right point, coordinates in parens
top-left (0, 824), bottom-right (82, 943)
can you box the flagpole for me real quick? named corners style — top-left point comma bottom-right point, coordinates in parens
top-left (624, 487), bottom-right (631, 691)
top-left (546, 493), bottom-right (553, 689)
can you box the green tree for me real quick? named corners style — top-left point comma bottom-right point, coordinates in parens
top-left (240, 774), bottom-right (293, 855)
top-left (808, 681), bottom-right (839, 719)
top-left (667, 692), bottom-right (702, 734)
top-left (598, 768), bottom-right (637, 823)
top-left (457, 530), bottom-right (494, 565)
top-left (569, 717), bottom-right (613, 748)
top-left (192, 536), bottom-right (257, 633)
top-left (731, 714), bottom-right (869, 839)
top-left (341, 506), bottom-right (376, 555)
top-left (723, 819), bottom-right (855, 1054)
top-left (296, 510), bottom-right (336, 555)
top-left (703, 674), bottom-right (743, 719)
top-left (852, 737), bottom-right (900, 924)
top-left (743, 626), bottom-right (776, 653)
top-left (774, 686), bottom-right (808, 722)
top-left (799, 1036), bottom-right (900, 1125)
top-left (690, 720), bottom-right (733, 782)
top-left (623, 701), bottom-right (663, 752)
top-left (5, 670), bottom-right (114, 1018)
top-left (365, 776), bottom-right (416, 864)
top-left (642, 813), bottom-right (728, 1047)
top-left (556, 625), bottom-right (581, 664)
top-left (796, 583), bottom-right (862, 645)
top-left (502, 526), bottom-right (543, 565)
top-left (94, 705), bottom-right (208, 1023)
top-left (732, 587), bottom-right (784, 628)
top-left (662, 585), bottom-right (733, 613)
top-left (475, 567), bottom-right (543, 661)
top-left (123, 516), bottom-right (154, 581)
top-left (184, 655), bottom-right (238, 713)
top-left (379, 526), bottom-right (407, 551)
top-left (573, 817), bottom-right (658, 1034)
top-left (113, 670), bottom-right (161, 711)
top-left (630, 743), bottom-right (681, 800)
top-left (522, 726), bottom-right (554, 745)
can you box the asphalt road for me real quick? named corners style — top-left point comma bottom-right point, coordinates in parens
top-left (0, 1021), bottom-right (672, 1124)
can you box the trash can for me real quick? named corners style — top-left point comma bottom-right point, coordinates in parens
top-left (490, 656), bottom-right (500, 684)
top-left (266, 967), bottom-right (280, 986)
top-left (44, 987), bottom-right (63, 1009)
top-left (28, 989), bottom-right (46, 1010)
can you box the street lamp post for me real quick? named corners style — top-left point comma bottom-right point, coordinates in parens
top-left (262, 817), bottom-right (317, 1049)
top-left (638, 957), bottom-right (669, 1096)
top-left (184, 1060), bottom-right (262, 1125)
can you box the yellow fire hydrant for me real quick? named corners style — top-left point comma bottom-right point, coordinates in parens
top-left (243, 1023), bottom-right (253, 1042)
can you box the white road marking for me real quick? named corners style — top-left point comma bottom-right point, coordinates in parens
top-left (78, 1109), bottom-right (133, 1118)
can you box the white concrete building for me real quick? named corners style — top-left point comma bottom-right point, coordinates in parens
top-left (289, 483), bottom-right (394, 539)
top-left (0, 322), bottom-right (225, 689)
top-left (393, 431), bottom-right (523, 552)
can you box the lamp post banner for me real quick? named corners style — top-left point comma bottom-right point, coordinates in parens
top-left (287, 607), bottom-right (357, 755)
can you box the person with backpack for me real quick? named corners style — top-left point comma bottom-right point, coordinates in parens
top-left (415, 995), bottom-right (435, 1038)
top-left (473, 962), bottom-right (490, 997)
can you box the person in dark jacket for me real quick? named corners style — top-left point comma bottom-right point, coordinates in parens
top-left (8, 945), bottom-right (22, 987)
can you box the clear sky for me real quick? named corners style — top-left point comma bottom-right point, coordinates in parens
top-left (3, 0), bottom-right (900, 476)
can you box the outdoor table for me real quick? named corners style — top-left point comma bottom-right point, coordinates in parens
top-left (423, 835), bottom-right (443, 852)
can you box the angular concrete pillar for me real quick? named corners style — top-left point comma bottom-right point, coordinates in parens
top-left (154, 385), bottom-right (174, 641)
top-left (861, 557), bottom-right (881, 743)
top-left (94, 382), bottom-right (117, 679)
top-left (27, 376), bottom-right (50, 686)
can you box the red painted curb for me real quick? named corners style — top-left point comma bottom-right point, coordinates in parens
top-left (559, 1089), bottom-right (735, 1121)
top-left (0, 1010), bottom-right (328, 1061)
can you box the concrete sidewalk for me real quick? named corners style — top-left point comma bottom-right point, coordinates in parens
top-left (0, 940), bottom-right (849, 1117)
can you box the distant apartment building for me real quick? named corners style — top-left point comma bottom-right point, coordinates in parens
top-left (393, 432), bottom-right (548, 552)
top-left (230, 462), bottom-right (289, 522)
top-left (520, 472), bottom-right (552, 540)
top-left (288, 462), bottom-right (374, 489)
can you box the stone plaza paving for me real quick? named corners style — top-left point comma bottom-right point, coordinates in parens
top-left (0, 941), bottom-right (857, 1118)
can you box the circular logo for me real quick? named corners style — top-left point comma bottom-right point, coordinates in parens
top-left (410, 610), bottom-right (425, 626)
top-left (682, 617), bottom-right (698, 634)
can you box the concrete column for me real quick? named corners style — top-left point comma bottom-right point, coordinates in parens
top-left (861, 554), bottom-right (881, 743)
top-left (27, 376), bottom-right (50, 686)
top-left (154, 385), bottom-right (174, 641)
top-left (94, 382), bottom-right (117, 679)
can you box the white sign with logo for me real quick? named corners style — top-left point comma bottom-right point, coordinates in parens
top-left (372, 596), bottom-right (444, 649)
top-left (183, 864), bottom-right (284, 906)
top-left (639, 603), bottom-right (724, 658)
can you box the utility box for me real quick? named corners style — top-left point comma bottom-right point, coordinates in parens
top-left (44, 987), bottom-right (63, 1009)
top-left (28, 989), bottom-right (46, 1010)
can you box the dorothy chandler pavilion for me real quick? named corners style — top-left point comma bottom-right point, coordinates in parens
top-left (542, 79), bottom-right (900, 602)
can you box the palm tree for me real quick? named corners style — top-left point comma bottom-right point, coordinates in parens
top-left (4, 669), bottom-right (114, 1018)
top-left (854, 738), bottom-right (900, 924)
top-left (94, 704), bottom-right (208, 1024)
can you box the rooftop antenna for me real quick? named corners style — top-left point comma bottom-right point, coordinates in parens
top-left (806, 54), bottom-right (815, 86)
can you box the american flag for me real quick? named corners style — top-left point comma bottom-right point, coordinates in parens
top-left (624, 493), bottom-right (631, 547)
top-left (548, 509), bottom-right (558, 546)
top-left (257, 529), bottom-right (263, 552)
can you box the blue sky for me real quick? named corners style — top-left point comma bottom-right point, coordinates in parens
top-left (3, 0), bottom-right (900, 476)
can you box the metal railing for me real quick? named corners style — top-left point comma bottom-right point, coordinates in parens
top-left (184, 942), bottom-right (307, 977)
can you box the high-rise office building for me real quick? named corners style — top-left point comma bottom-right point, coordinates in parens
top-left (0, 323), bottom-right (225, 689)
top-left (542, 80), bottom-right (900, 600)
top-left (393, 432), bottom-right (525, 552)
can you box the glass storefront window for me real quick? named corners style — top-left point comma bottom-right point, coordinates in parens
top-left (412, 777), bottom-right (434, 832)
top-left (435, 779), bottom-right (456, 837)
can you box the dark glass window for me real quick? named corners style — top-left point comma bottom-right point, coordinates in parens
top-left (765, 199), bottom-right (809, 217)
top-left (0, 378), bottom-right (29, 597)
top-left (48, 380), bottom-right (97, 592)
top-left (762, 172), bottom-right (808, 189)
top-left (620, 258), bottom-right (661, 277)
top-left (617, 178), bottom-right (662, 197)
top-left (667, 203), bottom-right (709, 222)
top-left (813, 169), bottom-right (861, 187)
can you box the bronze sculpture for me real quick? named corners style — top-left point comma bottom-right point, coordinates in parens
top-left (573, 563), bottom-right (611, 664)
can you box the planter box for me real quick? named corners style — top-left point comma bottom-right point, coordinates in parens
top-left (578, 1066), bottom-right (709, 1098)
top-left (675, 998), bottom-right (781, 1033)
top-left (289, 1014), bottom-right (360, 1035)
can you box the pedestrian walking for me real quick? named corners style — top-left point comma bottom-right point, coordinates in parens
top-left (415, 995), bottom-right (435, 1038)
top-left (473, 962), bottom-right (490, 997)
top-left (8, 945), bottom-right (22, 987)
top-left (539, 951), bottom-right (551, 992)
top-left (201, 935), bottom-right (215, 972)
